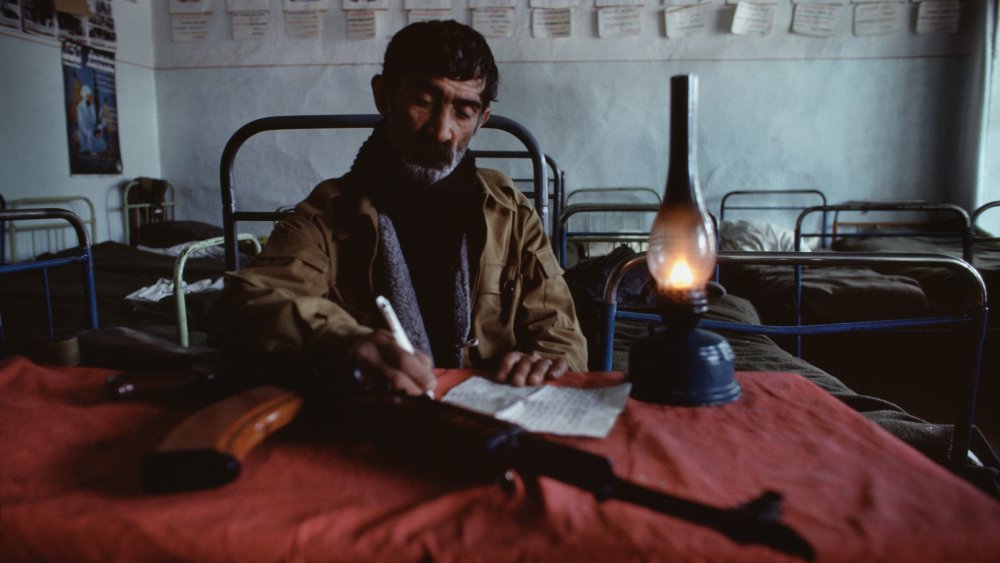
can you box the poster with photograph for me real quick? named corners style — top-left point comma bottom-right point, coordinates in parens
top-left (62, 40), bottom-right (122, 175)
top-left (56, 1), bottom-right (117, 50)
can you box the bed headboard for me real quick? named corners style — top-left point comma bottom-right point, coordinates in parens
top-left (219, 114), bottom-right (549, 271)
top-left (6, 196), bottom-right (97, 263)
top-left (123, 178), bottom-right (177, 246)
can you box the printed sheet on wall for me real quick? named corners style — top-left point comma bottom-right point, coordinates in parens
top-left (62, 39), bottom-right (121, 175)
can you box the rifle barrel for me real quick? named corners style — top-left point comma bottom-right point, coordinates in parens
top-left (611, 479), bottom-right (815, 560)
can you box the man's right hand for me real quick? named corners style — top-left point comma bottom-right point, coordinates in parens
top-left (345, 330), bottom-right (436, 397)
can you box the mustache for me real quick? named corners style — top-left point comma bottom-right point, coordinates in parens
top-left (403, 135), bottom-right (457, 167)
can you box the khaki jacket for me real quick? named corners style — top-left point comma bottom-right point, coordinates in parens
top-left (209, 169), bottom-right (587, 373)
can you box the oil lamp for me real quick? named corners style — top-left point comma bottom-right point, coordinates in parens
top-left (628, 74), bottom-right (739, 406)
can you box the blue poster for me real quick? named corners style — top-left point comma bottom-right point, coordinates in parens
top-left (62, 39), bottom-right (121, 175)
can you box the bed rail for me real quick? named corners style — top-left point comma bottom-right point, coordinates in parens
top-left (219, 114), bottom-right (548, 271)
top-left (719, 189), bottom-right (828, 247)
top-left (471, 150), bottom-right (563, 243)
top-left (123, 178), bottom-right (178, 246)
top-left (797, 202), bottom-right (972, 260)
top-left (972, 201), bottom-right (1000, 243)
top-left (173, 233), bottom-right (262, 347)
top-left (7, 196), bottom-right (97, 263)
top-left (0, 208), bottom-right (99, 340)
top-left (558, 187), bottom-right (663, 267)
top-left (600, 250), bottom-right (988, 474)
top-left (0, 194), bottom-right (6, 264)
top-left (558, 202), bottom-right (661, 267)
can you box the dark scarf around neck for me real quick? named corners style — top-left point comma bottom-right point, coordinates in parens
top-left (349, 121), bottom-right (479, 368)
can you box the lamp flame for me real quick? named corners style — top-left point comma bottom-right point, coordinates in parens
top-left (668, 258), bottom-right (694, 289)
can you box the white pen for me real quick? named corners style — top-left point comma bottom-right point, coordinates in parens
top-left (375, 295), bottom-right (435, 399)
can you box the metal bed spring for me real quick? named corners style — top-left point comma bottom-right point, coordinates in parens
top-left (558, 187), bottom-right (662, 268)
top-left (796, 202), bottom-right (973, 260)
top-left (599, 250), bottom-right (988, 474)
top-left (718, 189), bottom-right (828, 248)
top-left (0, 208), bottom-right (99, 340)
top-left (219, 114), bottom-right (550, 271)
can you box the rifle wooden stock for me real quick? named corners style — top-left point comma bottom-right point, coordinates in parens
top-left (142, 385), bottom-right (303, 493)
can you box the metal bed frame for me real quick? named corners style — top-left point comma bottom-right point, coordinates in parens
top-left (557, 187), bottom-right (662, 267)
top-left (172, 234), bottom-right (261, 347)
top-left (796, 202), bottom-right (973, 259)
top-left (219, 114), bottom-right (550, 271)
top-left (599, 250), bottom-right (989, 474)
top-left (719, 189), bottom-right (828, 248)
top-left (972, 200), bottom-right (1000, 246)
top-left (6, 196), bottom-right (97, 263)
top-left (122, 178), bottom-right (178, 246)
top-left (0, 194), bottom-right (6, 264)
top-left (473, 151), bottom-right (564, 244)
top-left (0, 208), bottom-right (99, 341)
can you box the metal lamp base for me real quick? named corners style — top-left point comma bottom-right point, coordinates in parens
top-left (628, 327), bottom-right (739, 406)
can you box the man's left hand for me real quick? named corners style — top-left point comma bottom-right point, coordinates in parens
top-left (494, 351), bottom-right (568, 387)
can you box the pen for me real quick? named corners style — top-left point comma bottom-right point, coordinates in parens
top-left (375, 295), bottom-right (434, 399)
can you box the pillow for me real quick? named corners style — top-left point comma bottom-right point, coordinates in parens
top-left (719, 219), bottom-right (808, 252)
top-left (137, 220), bottom-right (224, 248)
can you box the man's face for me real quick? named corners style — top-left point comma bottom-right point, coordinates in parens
top-left (379, 74), bottom-right (491, 185)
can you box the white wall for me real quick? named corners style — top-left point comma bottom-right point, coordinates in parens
top-left (1, 0), bottom-right (997, 247)
top-left (0, 0), bottom-right (158, 249)
top-left (148, 1), bottom-right (987, 234)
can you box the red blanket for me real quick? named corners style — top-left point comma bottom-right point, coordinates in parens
top-left (1, 357), bottom-right (997, 561)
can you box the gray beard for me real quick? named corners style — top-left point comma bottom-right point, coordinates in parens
top-left (400, 147), bottom-right (466, 185)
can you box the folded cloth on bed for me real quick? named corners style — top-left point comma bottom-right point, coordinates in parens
top-left (719, 264), bottom-right (930, 324)
top-left (719, 219), bottom-right (809, 252)
top-left (125, 277), bottom-right (224, 303)
top-left (136, 242), bottom-right (227, 260)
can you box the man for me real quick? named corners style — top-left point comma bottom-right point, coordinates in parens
top-left (77, 85), bottom-right (97, 155)
top-left (209, 20), bottom-right (587, 397)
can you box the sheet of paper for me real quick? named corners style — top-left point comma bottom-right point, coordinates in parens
top-left (916, 1), bottom-right (959, 34)
top-left (231, 11), bottom-right (270, 39)
top-left (227, 0), bottom-right (270, 10)
top-left (170, 0), bottom-right (213, 14)
top-left (285, 0), bottom-right (330, 11)
top-left (469, 0), bottom-right (516, 7)
top-left (597, 6), bottom-right (642, 38)
top-left (343, 0), bottom-right (388, 10)
top-left (408, 8), bottom-right (451, 23)
top-left (346, 9), bottom-right (377, 38)
top-left (595, 0), bottom-right (643, 6)
top-left (443, 376), bottom-right (632, 438)
top-left (853, 3), bottom-right (900, 37)
top-left (405, 0), bottom-right (451, 9)
top-left (472, 8), bottom-right (516, 38)
top-left (792, 4), bottom-right (841, 37)
top-left (171, 14), bottom-right (212, 41)
top-left (731, 2), bottom-right (773, 36)
top-left (665, 3), bottom-right (707, 38)
top-left (532, 8), bottom-right (572, 38)
top-left (284, 9), bottom-right (322, 37)
top-left (530, 0), bottom-right (578, 9)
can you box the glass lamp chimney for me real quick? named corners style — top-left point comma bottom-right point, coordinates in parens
top-left (647, 75), bottom-right (717, 322)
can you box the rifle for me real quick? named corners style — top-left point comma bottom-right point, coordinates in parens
top-left (139, 381), bottom-right (815, 560)
top-left (76, 328), bottom-right (813, 559)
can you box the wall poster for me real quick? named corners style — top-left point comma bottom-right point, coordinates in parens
top-left (62, 40), bottom-right (122, 175)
